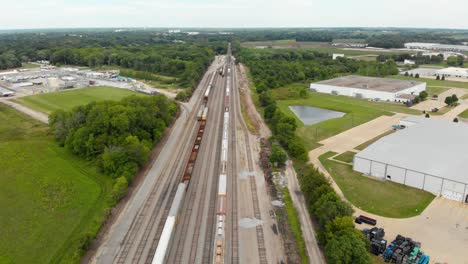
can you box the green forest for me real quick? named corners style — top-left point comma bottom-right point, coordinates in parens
top-left (49, 95), bottom-right (178, 202)
top-left (0, 31), bottom-right (229, 88)
top-left (239, 48), bottom-right (398, 90)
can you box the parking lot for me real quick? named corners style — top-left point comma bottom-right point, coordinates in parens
top-left (308, 112), bottom-right (468, 263)
top-left (0, 65), bottom-right (148, 97)
top-left (355, 198), bottom-right (468, 264)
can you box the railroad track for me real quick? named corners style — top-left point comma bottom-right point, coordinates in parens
top-left (113, 70), bottom-right (213, 264)
top-left (169, 71), bottom-right (224, 264)
top-left (232, 64), bottom-right (268, 264)
top-left (200, 73), bottom-right (224, 264)
top-left (228, 59), bottom-right (240, 264)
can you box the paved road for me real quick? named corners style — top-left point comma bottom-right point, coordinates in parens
top-left (88, 57), bottom-right (225, 264)
top-left (0, 98), bottom-right (49, 124)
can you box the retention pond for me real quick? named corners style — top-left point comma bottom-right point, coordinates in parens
top-left (289, 106), bottom-right (346, 125)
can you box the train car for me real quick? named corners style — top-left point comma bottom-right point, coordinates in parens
top-left (224, 96), bottom-right (230, 112)
top-left (197, 106), bottom-right (204, 121)
top-left (204, 84), bottom-right (211, 101)
top-left (201, 107), bottom-right (208, 121)
top-left (152, 182), bottom-right (187, 264)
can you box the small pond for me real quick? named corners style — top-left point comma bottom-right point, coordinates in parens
top-left (289, 106), bottom-right (345, 125)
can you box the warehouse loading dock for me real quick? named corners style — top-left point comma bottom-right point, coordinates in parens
top-left (354, 116), bottom-right (468, 203)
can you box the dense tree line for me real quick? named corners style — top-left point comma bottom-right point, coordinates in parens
top-left (239, 48), bottom-right (398, 90)
top-left (232, 28), bottom-right (468, 48)
top-left (49, 95), bottom-right (178, 203)
top-left (257, 90), bottom-right (371, 263)
top-left (377, 53), bottom-right (445, 65)
top-left (0, 31), bottom-right (229, 88)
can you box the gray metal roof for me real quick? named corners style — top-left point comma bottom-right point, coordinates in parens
top-left (355, 117), bottom-right (468, 185)
top-left (315, 75), bottom-right (423, 93)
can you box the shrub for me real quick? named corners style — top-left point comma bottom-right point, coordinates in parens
top-left (270, 144), bottom-right (288, 167)
top-left (111, 176), bottom-right (129, 205)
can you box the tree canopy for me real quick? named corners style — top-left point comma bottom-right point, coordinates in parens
top-left (49, 95), bottom-right (178, 181)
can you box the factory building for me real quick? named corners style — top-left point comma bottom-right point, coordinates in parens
top-left (354, 116), bottom-right (468, 203)
top-left (435, 67), bottom-right (468, 78)
top-left (310, 75), bottom-right (426, 103)
top-left (405, 42), bottom-right (468, 53)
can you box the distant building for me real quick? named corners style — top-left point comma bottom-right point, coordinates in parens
top-left (421, 51), bottom-right (464, 60)
top-left (354, 116), bottom-right (468, 203)
top-left (435, 67), bottom-right (468, 78)
top-left (404, 59), bottom-right (416, 65)
top-left (310, 75), bottom-right (426, 103)
top-left (0, 87), bottom-right (14, 97)
top-left (168, 29), bottom-right (181, 34)
top-left (332, 39), bottom-right (368, 48)
top-left (405, 42), bottom-right (468, 53)
top-left (332, 54), bottom-right (345, 60)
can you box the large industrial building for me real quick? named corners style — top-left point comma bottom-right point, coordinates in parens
top-left (354, 116), bottom-right (468, 203)
top-left (404, 42), bottom-right (468, 53)
top-left (435, 67), bottom-right (468, 78)
top-left (310, 75), bottom-right (426, 103)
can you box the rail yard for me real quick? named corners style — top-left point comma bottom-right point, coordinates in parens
top-left (88, 44), bottom-right (285, 264)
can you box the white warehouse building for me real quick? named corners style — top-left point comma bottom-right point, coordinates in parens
top-left (354, 116), bottom-right (468, 203)
top-left (310, 75), bottom-right (426, 103)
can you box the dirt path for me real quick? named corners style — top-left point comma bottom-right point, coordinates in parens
top-left (237, 64), bottom-right (271, 137)
top-left (237, 63), bottom-right (325, 264)
top-left (0, 98), bottom-right (48, 124)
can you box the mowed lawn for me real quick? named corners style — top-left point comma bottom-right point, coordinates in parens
top-left (0, 104), bottom-right (112, 263)
top-left (274, 88), bottom-right (420, 150)
top-left (320, 152), bottom-right (434, 218)
top-left (14, 86), bottom-right (146, 114)
top-left (459, 109), bottom-right (468, 118)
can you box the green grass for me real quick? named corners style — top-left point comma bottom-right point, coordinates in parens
top-left (355, 130), bottom-right (395, 150)
top-left (319, 152), bottom-right (435, 218)
top-left (241, 40), bottom-right (416, 56)
top-left (333, 151), bottom-right (357, 164)
top-left (274, 86), bottom-right (420, 150)
top-left (280, 188), bottom-right (309, 264)
top-left (389, 75), bottom-right (468, 89)
top-left (458, 109), bottom-right (468, 118)
top-left (14, 86), bottom-right (146, 114)
top-left (21, 63), bottom-right (40, 69)
top-left (426, 86), bottom-right (449, 96)
top-left (0, 104), bottom-right (113, 263)
top-left (372, 255), bottom-right (387, 264)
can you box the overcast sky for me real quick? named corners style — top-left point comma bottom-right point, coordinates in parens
top-left (1, 0), bottom-right (467, 29)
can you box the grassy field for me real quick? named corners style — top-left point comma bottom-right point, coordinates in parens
top-left (389, 75), bottom-right (468, 89)
top-left (355, 130), bottom-right (395, 150)
top-left (15, 86), bottom-right (146, 114)
top-left (333, 151), bottom-right (357, 164)
top-left (426, 86), bottom-right (449, 96)
top-left (320, 152), bottom-right (435, 218)
top-left (241, 40), bottom-right (415, 56)
top-left (0, 104), bottom-right (112, 263)
top-left (21, 63), bottom-right (40, 69)
top-left (458, 109), bottom-right (468, 118)
top-left (274, 85), bottom-right (420, 150)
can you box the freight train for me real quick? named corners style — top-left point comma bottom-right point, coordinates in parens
top-left (204, 72), bottom-right (216, 102)
top-left (214, 57), bottom-right (232, 264)
top-left (152, 73), bottom-right (214, 264)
